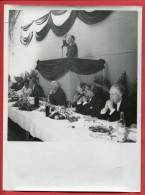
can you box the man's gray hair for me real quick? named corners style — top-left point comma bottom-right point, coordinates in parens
top-left (111, 84), bottom-right (124, 95)
top-left (50, 81), bottom-right (60, 88)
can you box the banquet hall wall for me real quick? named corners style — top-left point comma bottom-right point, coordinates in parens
top-left (9, 9), bottom-right (138, 101)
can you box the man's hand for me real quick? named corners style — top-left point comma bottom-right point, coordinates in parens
top-left (82, 96), bottom-right (87, 103)
top-left (106, 100), bottom-right (114, 111)
top-left (77, 96), bottom-right (83, 104)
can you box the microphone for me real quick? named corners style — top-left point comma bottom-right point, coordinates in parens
top-left (61, 38), bottom-right (67, 48)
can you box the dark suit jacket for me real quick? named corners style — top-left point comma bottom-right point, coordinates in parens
top-left (65, 42), bottom-right (78, 58)
top-left (31, 84), bottom-right (45, 98)
top-left (99, 98), bottom-right (136, 127)
top-left (49, 87), bottom-right (67, 107)
top-left (76, 95), bottom-right (104, 117)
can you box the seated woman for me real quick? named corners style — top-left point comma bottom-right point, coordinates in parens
top-left (17, 79), bottom-right (32, 98)
top-left (72, 82), bottom-right (88, 107)
top-left (76, 84), bottom-right (104, 117)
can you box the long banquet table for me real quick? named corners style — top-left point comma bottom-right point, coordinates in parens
top-left (8, 102), bottom-right (137, 142)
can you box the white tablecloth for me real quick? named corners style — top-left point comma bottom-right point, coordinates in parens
top-left (8, 102), bottom-right (137, 142)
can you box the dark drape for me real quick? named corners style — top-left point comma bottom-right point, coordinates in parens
top-left (77, 10), bottom-right (112, 24)
top-left (50, 11), bottom-right (77, 36)
top-left (36, 58), bottom-right (68, 80)
top-left (35, 13), bottom-right (49, 25)
top-left (36, 11), bottom-right (77, 40)
top-left (36, 20), bottom-right (51, 41)
top-left (21, 10), bottom-right (112, 45)
top-left (50, 10), bottom-right (67, 16)
top-left (68, 58), bottom-right (105, 74)
top-left (20, 31), bottom-right (33, 45)
top-left (36, 58), bottom-right (105, 81)
top-left (35, 10), bottom-right (112, 39)
top-left (21, 21), bottom-right (34, 31)
top-left (35, 11), bottom-right (67, 25)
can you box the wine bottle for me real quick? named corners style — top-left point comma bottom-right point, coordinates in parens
top-left (117, 112), bottom-right (126, 142)
top-left (34, 96), bottom-right (39, 107)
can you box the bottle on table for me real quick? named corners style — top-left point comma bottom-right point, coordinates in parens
top-left (34, 96), bottom-right (39, 107)
top-left (45, 95), bottom-right (50, 117)
top-left (117, 112), bottom-right (126, 142)
top-left (67, 101), bottom-right (72, 108)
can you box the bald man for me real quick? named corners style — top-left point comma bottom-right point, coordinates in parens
top-left (49, 81), bottom-right (67, 107)
top-left (99, 84), bottom-right (136, 127)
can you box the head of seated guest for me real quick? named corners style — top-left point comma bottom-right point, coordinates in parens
top-left (24, 79), bottom-right (29, 89)
top-left (76, 84), bottom-right (104, 117)
top-left (49, 81), bottom-right (67, 107)
top-left (99, 84), bottom-right (136, 127)
top-left (72, 82), bottom-right (88, 106)
top-left (11, 77), bottom-right (24, 91)
top-left (21, 79), bottom-right (32, 97)
top-left (49, 81), bottom-right (60, 94)
top-left (29, 78), bottom-right (45, 98)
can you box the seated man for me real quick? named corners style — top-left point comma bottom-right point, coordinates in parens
top-left (29, 78), bottom-right (45, 98)
top-left (49, 81), bottom-right (67, 107)
top-left (72, 82), bottom-right (88, 107)
top-left (76, 84), bottom-right (104, 117)
top-left (99, 84), bottom-right (136, 127)
top-left (21, 79), bottom-right (32, 97)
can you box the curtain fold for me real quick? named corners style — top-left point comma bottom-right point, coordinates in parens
top-left (69, 58), bottom-right (105, 74)
top-left (35, 13), bottom-right (49, 25)
top-left (20, 31), bottom-right (33, 45)
top-left (36, 19), bottom-right (51, 41)
top-left (50, 11), bottom-right (77, 36)
top-left (50, 10), bottom-right (67, 16)
top-left (36, 59), bottom-right (69, 80)
top-left (36, 58), bottom-right (105, 81)
top-left (77, 10), bottom-right (112, 24)
top-left (21, 10), bottom-right (112, 45)
top-left (21, 21), bottom-right (34, 31)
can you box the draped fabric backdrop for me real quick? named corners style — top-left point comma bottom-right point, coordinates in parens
top-left (36, 58), bottom-right (105, 81)
top-left (20, 10), bottom-right (112, 45)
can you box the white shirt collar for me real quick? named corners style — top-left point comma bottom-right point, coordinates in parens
top-left (117, 101), bottom-right (122, 111)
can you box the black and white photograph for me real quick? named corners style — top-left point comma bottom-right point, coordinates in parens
top-left (3, 5), bottom-right (141, 192)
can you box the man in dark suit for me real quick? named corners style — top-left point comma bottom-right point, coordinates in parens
top-left (29, 78), bottom-right (45, 98)
top-left (49, 81), bottom-right (67, 107)
top-left (99, 84), bottom-right (136, 127)
top-left (76, 84), bottom-right (104, 117)
top-left (62, 35), bottom-right (78, 58)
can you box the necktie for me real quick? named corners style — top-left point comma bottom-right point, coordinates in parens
top-left (114, 103), bottom-right (117, 111)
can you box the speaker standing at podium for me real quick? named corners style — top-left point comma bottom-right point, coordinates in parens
top-left (62, 35), bottom-right (78, 58)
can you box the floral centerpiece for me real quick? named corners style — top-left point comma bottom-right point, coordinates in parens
top-left (89, 125), bottom-right (114, 135)
top-left (48, 106), bottom-right (67, 120)
top-left (44, 104), bottom-right (79, 121)
top-left (13, 97), bottom-right (36, 111)
top-left (8, 91), bottom-right (19, 102)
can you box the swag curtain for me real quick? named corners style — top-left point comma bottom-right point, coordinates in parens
top-left (20, 31), bottom-right (33, 45)
top-left (36, 58), bottom-right (105, 81)
top-left (21, 10), bottom-right (112, 45)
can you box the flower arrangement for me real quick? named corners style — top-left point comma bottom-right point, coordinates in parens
top-left (13, 98), bottom-right (36, 111)
top-left (11, 69), bottom-right (39, 91)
